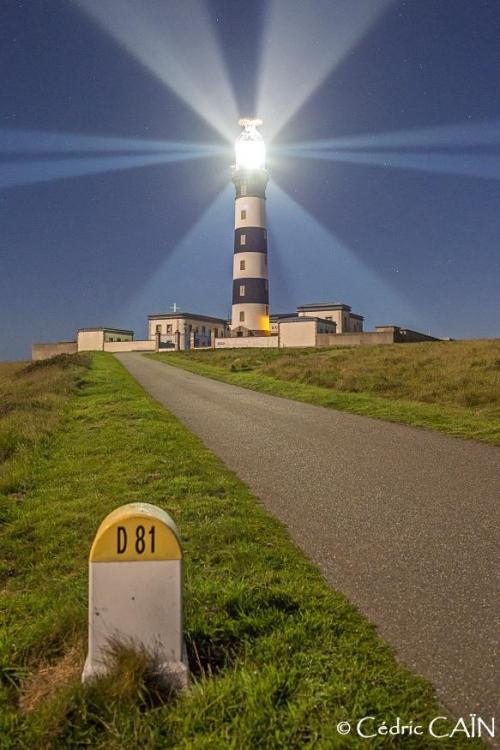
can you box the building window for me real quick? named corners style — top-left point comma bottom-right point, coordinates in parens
top-left (240, 234), bottom-right (246, 246)
top-left (240, 185), bottom-right (247, 196)
top-left (202, 326), bottom-right (206, 334)
top-left (240, 209), bottom-right (246, 220)
top-left (240, 284), bottom-right (246, 297)
top-left (166, 324), bottom-right (172, 333)
top-left (155, 324), bottom-right (161, 334)
top-left (239, 311), bottom-right (245, 322)
top-left (240, 259), bottom-right (246, 271)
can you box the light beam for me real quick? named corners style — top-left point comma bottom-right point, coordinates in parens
top-left (267, 181), bottom-right (420, 327)
top-left (71, 0), bottom-right (239, 141)
top-left (285, 149), bottom-right (500, 181)
top-left (257, 0), bottom-right (394, 142)
top-left (0, 150), bottom-right (220, 190)
top-left (276, 119), bottom-right (500, 153)
top-left (117, 185), bottom-right (234, 324)
top-left (0, 129), bottom-right (228, 156)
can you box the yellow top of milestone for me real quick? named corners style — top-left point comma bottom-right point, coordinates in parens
top-left (89, 502), bottom-right (182, 562)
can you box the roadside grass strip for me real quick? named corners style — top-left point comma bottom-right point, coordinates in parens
top-left (0, 353), bottom-right (483, 748)
top-left (148, 342), bottom-right (500, 445)
top-left (0, 354), bottom-right (91, 501)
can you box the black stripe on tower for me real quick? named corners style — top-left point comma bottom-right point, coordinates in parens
top-left (232, 169), bottom-right (268, 199)
top-left (234, 227), bottom-right (267, 253)
top-left (232, 278), bottom-right (269, 305)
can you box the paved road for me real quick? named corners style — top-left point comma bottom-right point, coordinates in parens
top-left (117, 353), bottom-right (499, 722)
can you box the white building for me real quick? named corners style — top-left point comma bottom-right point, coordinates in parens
top-left (296, 303), bottom-right (363, 333)
top-left (270, 303), bottom-right (363, 335)
top-left (148, 312), bottom-right (229, 351)
top-left (77, 327), bottom-right (134, 351)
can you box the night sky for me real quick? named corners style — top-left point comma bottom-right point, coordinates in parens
top-left (1, 0), bottom-right (499, 361)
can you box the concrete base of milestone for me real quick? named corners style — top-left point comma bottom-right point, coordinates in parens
top-left (82, 641), bottom-right (190, 692)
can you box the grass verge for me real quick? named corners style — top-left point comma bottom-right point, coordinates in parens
top-left (149, 340), bottom-right (500, 444)
top-left (0, 354), bottom-right (91, 513)
top-left (0, 353), bottom-right (483, 748)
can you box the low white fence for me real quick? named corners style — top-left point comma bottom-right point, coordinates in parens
top-left (103, 340), bottom-right (156, 353)
top-left (215, 336), bottom-right (278, 349)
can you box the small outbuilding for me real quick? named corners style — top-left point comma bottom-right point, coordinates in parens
top-left (77, 327), bottom-right (134, 351)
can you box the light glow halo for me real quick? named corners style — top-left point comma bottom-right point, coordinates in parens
top-left (235, 118), bottom-right (266, 170)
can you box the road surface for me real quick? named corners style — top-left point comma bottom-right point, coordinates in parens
top-left (116, 353), bottom-right (499, 722)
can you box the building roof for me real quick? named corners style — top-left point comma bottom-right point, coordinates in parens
top-left (78, 327), bottom-right (134, 335)
top-left (270, 312), bottom-right (296, 321)
top-left (279, 316), bottom-right (337, 324)
top-left (148, 312), bottom-right (227, 324)
top-left (297, 302), bottom-right (352, 312)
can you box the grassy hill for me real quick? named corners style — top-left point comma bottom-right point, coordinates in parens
top-left (0, 353), bottom-right (482, 748)
top-left (0, 354), bottom-right (91, 499)
top-left (150, 339), bottom-right (500, 444)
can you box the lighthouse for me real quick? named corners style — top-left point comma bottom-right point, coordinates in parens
top-left (231, 118), bottom-right (270, 335)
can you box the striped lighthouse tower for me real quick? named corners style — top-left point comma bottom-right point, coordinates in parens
top-left (231, 119), bottom-right (270, 335)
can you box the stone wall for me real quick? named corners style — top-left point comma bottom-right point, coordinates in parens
top-left (31, 341), bottom-right (78, 361)
top-left (215, 336), bottom-right (278, 349)
top-left (316, 331), bottom-right (396, 347)
top-left (316, 326), bottom-right (439, 348)
top-left (396, 328), bottom-right (440, 343)
top-left (103, 340), bottom-right (156, 353)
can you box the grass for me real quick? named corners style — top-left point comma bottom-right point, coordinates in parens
top-left (149, 339), bottom-right (500, 444)
top-left (0, 354), bottom-right (91, 503)
top-left (0, 353), bottom-right (484, 748)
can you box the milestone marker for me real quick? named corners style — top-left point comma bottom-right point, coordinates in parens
top-left (82, 502), bottom-right (188, 689)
